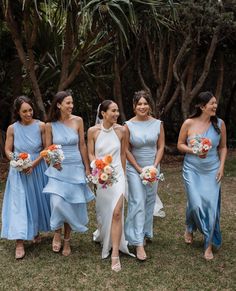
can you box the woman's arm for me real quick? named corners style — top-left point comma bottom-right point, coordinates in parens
top-left (216, 120), bottom-right (227, 182)
top-left (26, 122), bottom-right (46, 173)
top-left (77, 117), bottom-right (90, 175)
top-left (5, 125), bottom-right (14, 160)
top-left (125, 125), bottom-right (142, 173)
top-left (45, 122), bottom-right (53, 147)
top-left (119, 127), bottom-right (126, 172)
top-left (87, 127), bottom-right (96, 163)
top-left (177, 120), bottom-right (194, 155)
top-left (153, 122), bottom-right (165, 167)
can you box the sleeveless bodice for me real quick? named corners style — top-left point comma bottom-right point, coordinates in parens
top-left (13, 120), bottom-right (43, 158)
top-left (95, 125), bottom-right (122, 170)
top-left (126, 119), bottom-right (161, 167)
top-left (51, 122), bottom-right (82, 165)
top-left (184, 119), bottom-right (222, 172)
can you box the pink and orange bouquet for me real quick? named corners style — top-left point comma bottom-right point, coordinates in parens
top-left (87, 155), bottom-right (118, 189)
top-left (189, 135), bottom-right (212, 157)
top-left (140, 166), bottom-right (164, 186)
top-left (9, 152), bottom-right (32, 171)
top-left (40, 144), bottom-right (64, 170)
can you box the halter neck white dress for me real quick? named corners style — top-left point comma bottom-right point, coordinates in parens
top-left (93, 124), bottom-right (133, 259)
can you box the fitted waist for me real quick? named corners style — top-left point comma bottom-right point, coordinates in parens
top-left (130, 147), bottom-right (156, 167)
top-left (62, 145), bottom-right (82, 164)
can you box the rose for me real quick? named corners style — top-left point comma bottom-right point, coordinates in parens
top-left (104, 155), bottom-right (112, 164)
top-left (100, 173), bottom-right (108, 181)
top-left (104, 165), bottom-right (112, 174)
top-left (18, 152), bottom-right (29, 160)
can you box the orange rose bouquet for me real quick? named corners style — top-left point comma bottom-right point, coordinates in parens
top-left (9, 152), bottom-right (32, 172)
top-left (87, 155), bottom-right (118, 189)
top-left (40, 144), bottom-right (64, 170)
top-left (140, 166), bottom-right (164, 186)
top-left (189, 135), bottom-right (212, 158)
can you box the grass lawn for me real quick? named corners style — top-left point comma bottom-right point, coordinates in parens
top-left (0, 153), bottom-right (235, 291)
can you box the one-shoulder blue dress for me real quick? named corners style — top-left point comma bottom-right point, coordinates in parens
top-left (1, 120), bottom-right (51, 240)
top-left (183, 119), bottom-right (222, 249)
top-left (43, 121), bottom-right (94, 232)
top-left (125, 119), bottom-right (161, 246)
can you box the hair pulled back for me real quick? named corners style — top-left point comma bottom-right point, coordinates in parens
top-left (13, 96), bottom-right (35, 122)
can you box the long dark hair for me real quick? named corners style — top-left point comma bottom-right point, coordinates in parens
top-left (190, 91), bottom-right (220, 134)
top-left (133, 90), bottom-right (153, 115)
top-left (13, 95), bottom-right (36, 122)
top-left (47, 91), bottom-right (71, 122)
top-left (98, 100), bottom-right (115, 119)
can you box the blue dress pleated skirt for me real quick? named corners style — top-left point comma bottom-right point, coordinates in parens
top-left (43, 121), bottom-right (94, 232)
top-left (1, 120), bottom-right (51, 240)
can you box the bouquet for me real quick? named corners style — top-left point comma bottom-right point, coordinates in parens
top-left (189, 135), bottom-right (212, 157)
top-left (9, 152), bottom-right (32, 172)
top-left (40, 144), bottom-right (64, 170)
top-left (87, 155), bottom-right (118, 189)
top-left (140, 166), bottom-right (164, 186)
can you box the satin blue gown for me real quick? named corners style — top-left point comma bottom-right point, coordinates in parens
top-left (43, 121), bottom-right (94, 232)
top-left (1, 120), bottom-right (51, 240)
top-left (183, 119), bottom-right (222, 249)
top-left (125, 119), bottom-right (161, 246)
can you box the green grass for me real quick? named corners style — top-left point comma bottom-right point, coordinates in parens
top-left (0, 155), bottom-right (236, 290)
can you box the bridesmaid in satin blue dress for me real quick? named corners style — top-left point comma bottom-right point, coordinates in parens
top-left (43, 91), bottom-right (94, 256)
top-left (1, 96), bottom-right (51, 259)
top-left (177, 91), bottom-right (227, 260)
top-left (124, 90), bottom-right (165, 260)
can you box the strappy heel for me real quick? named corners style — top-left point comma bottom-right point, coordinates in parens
top-left (52, 233), bottom-right (62, 253)
top-left (62, 238), bottom-right (71, 257)
top-left (15, 244), bottom-right (25, 260)
top-left (184, 231), bottom-right (193, 244)
top-left (136, 246), bottom-right (147, 261)
top-left (111, 256), bottom-right (121, 272)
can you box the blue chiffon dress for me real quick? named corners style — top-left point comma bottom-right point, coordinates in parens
top-left (183, 119), bottom-right (222, 249)
top-left (1, 120), bottom-right (51, 240)
top-left (125, 119), bottom-right (161, 246)
top-left (43, 121), bottom-right (94, 232)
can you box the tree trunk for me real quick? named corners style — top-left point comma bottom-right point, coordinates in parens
top-left (215, 51), bottom-right (224, 102)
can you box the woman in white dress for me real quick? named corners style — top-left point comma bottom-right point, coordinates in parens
top-left (87, 100), bottom-right (133, 272)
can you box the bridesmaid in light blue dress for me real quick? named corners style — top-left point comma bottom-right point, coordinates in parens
top-left (43, 91), bottom-right (94, 256)
top-left (125, 90), bottom-right (165, 260)
top-left (178, 91), bottom-right (227, 260)
top-left (1, 96), bottom-right (51, 259)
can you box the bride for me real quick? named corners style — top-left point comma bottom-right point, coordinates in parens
top-left (87, 100), bottom-right (133, 272)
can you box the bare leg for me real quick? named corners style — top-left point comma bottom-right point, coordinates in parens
top-left (204, 244), bottom-right (214, 260)
top-left (62, 223), bottom-right (71, 256)
top-left (52, 228), bottom-right (62, 252)
top-left (111, 195), bottom-right (123, 271)
top-left (15, 239), bottom-right (25, 259)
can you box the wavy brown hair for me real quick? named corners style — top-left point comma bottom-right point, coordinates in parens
top-left (190, 91), bottom-right (220, 134)
top-left (133, 90), bottom-right (154, 115)
top-left (47, 91), bottom-right (71, 122)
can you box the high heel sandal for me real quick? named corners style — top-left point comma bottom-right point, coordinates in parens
top-left (15, 244), bottom-right (25, 260)
top-left (33, 233), bottom-right (42, 244)
top-left (111, 256), bottom-right (121, 272)
top-left (62, 238), bottom-right (71, 257)
top-left (136, 246), bottom-right (147, 261)
top-left (184, 231), bottom-right (193, 244)
top-left (52, 233), bottom-right (62, 253)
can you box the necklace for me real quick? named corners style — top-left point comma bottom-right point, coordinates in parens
top-left (101, 122), bottom-right (114, 132)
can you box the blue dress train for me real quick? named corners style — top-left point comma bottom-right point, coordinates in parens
top-left (125, 119), bottom-right (161, 246)
top-left (43, 122), bottom-right (94, 232)
top-left (183, 119), bottom-right (222, 249)
top-left (1, 120), bottom-right (51, 240)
